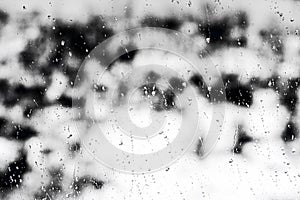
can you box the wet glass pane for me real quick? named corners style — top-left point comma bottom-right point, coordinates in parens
top-left (0, 0), bottom-right (299, 199)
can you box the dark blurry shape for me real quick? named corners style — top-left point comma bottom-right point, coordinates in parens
top-left (141, 16), bottom-right (182, 30)
top-left (49, 17), bottom-right (113, 83)
top-left (72, 176), bottom-right (104, 196)
top-left (0, 9), bottom-right (8, 24)
top-left (228, 76), bottom-right (300, 113)
top-left (140, 81), bottom-right (177, 111)
top-left (62, 66), bottom-right (79, 86)
top-left (169, 77), bottom-right (186, 93)
top-left (34, 168), bottom-right (63, 200)
top-left (0, 116), bottom-right (37, 141)
top-left (41, 148), bottom-right (52, 155)
top-left (117, 47), bottom-right (138, 63)
top-left (260, 29), bottom-right (283, 56)
top-left (233, 125), bottom-right (253, 154)
top-left (0, 151), bottom-right (30, 198)
top-left (3, 84), bottom-right (46, 108)
top-left (0, 117), bottom-right (8, 139)
top-left (145, 71), bottom-right (161, 82)
top-left (57, 95), bottom-right (72, 107)
top-left (0, 117), bottom-right (7, 128)
top-left (279, 78), bottom-right (300, 115)
top-left (50, 17), bottom-right (113, 61)
top-left (160, 89), bottom-right (176, 110)
top-left (23, 105), bottom-right (37, 118)
top-left (69, 142), bottom-right (81, 153)
top-left (11, 125), bottom-right (37, 141)
top-left (18, 26), bottom-right (50, 71)
top-left (151, 89), bottom-right (176, 111)
top-left (199, 10), bottom-right (249, 49)
top-left (249, 76), bottom-right (300, 114)
top-left (235, 11), bottom-right (248, 29)
top-left (118, 83), bottom-right (128, 98)
top-left (252, 76), bottom-right (280, 90)
top-left (281, 121), bottom-right (298, 142)
top-left (189, 73), bottom-right (210, 99)
top-left (19, 43), bottom-right (37, 69)
top-left (19, 16), bottom-right (113, 86)
top-left (0, 121), bottom-right (37, 141)
top-left (140, 74), bottom-right (180, 111)
top-left (223, 74), bottom-right (253, 107)
top-left (200, 16), bottom-right (230, 45)
top-left (195, 137), bottom-right (203, 156)
top-left (0, 79), bottom-right (9, 96)
top-left (266, 77), bottom-right (279, 90)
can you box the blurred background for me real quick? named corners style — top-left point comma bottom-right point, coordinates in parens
top-left (0, 0), bottom-right (300, 199)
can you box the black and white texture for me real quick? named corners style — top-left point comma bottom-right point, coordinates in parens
top-left (0, 0), bottom-right (300, 199)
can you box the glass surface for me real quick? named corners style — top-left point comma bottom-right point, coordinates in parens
top-left (0, 0), bottom-right (299, 199)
